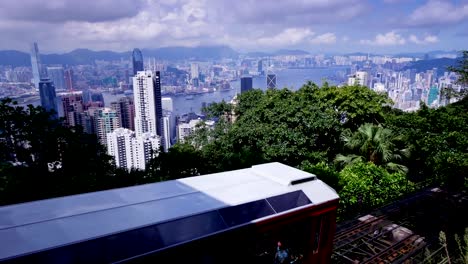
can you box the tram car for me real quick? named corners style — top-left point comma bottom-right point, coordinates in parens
top-left (0, 162), bottom-right (339, 263)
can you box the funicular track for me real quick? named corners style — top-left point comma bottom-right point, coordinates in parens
top-left (332, 189), bottom-right (438, 264)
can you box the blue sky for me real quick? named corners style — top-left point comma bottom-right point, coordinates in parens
top-left (0, 0), bottom-right (466, 53)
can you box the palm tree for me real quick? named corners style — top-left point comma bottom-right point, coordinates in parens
top-left (335, 123), bottom-right (410, 173)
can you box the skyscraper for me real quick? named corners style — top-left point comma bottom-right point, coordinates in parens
top-left (240, 76), bottom-right (253, 93)
top-left (94, 108), bottom-right (120, 145)
top-left (64, 69), bottom-right (74, 91)
top-left (38, 78), bottom-right (58, 118)
top-left (267, 73), bottom-right (277, 89)
top-left (191, 63), bottom-right (199, 80)
top-left (133, 70), bottom-right (163, 138)
top-left (162, 115), bottom-right (171, 152)
top-left (30, 42), bottom-right (46, 88)
top-left (132, 48), bottom-right (144, 75)
top-left (154, 71), bottom-right (163, 139)
top-left (110, 97), bottom-right (135, 131)
top-left (257, 60), bottom-right (263, 75)
top-left (47, 67), bottom-right (65, 90)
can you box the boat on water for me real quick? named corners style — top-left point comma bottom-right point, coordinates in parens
top-left (185, 95), bottom-right (194, 100)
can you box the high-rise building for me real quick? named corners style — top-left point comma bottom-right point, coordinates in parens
top-left (355, 71), bottom-right (369, 87)
top-left (177, 119), bottom-right (203, 143)
top-left (111, 97), bottom-right (135, 131)
top-left (30, 42), bottom-right (46, 88)
top-left (134, 132), bottom-right (160, 170)
top-left (94, 108), bottom-right (120, 145)
top-left (47, 67), bottom-right (65, 90)
top-left (64, 69), bottom-right (74, 91)
top-left (133, 71), bottom-right (157, 136)
top-left (107, 128), bottom-right (160, 171)
top-left (191, 63), bottom-right (199, 80)
top-left (240, 76), bottom-right (253, 93)
top-left (267, 73), bottom-right (277, 89)
top-left (162, 115), bottom-right (171, 151)
top-left (132, 48), bottom-right (144, 75)
top-left (257, 60), bottom-right (263, 75)
top-left (162, 97), bottom-right (173, 112)
top-left (58, 91), bottom-right (84, 126)
top-left (38, 78), bottom-right (58, 117)
top-left (133, 70), bottom-right (163, 137)
top-left (107, 128), bottom-right (135, 171)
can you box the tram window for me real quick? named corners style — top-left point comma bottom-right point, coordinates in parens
top-left (253, 217), bottom-right (312, 264)
top-left (156, 210), bottom-right (227, 247)
top-left (267, 191), bottom-right (311, 213)
top-left (218, 199), bottom-right (275, 227)
top-left (312, 217), bottom-right (322, 254)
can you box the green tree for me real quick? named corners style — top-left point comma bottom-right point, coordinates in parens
top-left (338, 162), bottom-right (413, 217)
top-left (0, 99), bottom-right (120, 205)
top-left (312, 83), bottom-right (393, 129)
top-left (335, 123), bottom-right (410, 173)
top-left (386, 97), bottom-right (468, 189)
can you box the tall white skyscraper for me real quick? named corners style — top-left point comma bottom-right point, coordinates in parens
top-left (133, 71), bottom-right (158, 137)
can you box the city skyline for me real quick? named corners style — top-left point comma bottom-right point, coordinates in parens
top-left (0, 0), bottom-right (467, 53)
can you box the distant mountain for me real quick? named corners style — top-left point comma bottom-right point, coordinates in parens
top-left (344, 52), bottom-right (373, 57)
top-left (0, 50), bottom-right (31, 67)
top-left (273, 49), bottom-right (309, 55)
top-left (402, 57), bottom-right (458, 75)
top-left (395, 50), bottom-right (459, 59)
top-left (245, 51), bottom-right (272, 57)
top-left (0, 46), bottom-right (238, 67)
top-left (245, 49), bottom-right (310, 57)
top-left (143, 46), bottom-right (238, 60)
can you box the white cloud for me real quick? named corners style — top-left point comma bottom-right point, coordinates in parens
top-left (407, 0), bottom-right (468, 27)
top-left (310, 33), bottom-right (337, 44)
top-left (409, 34), bottom-right (439, 44)
top-left (360, 31), bottom-right (406, 46)
top-left (257, 28), bottom-right (315, 46)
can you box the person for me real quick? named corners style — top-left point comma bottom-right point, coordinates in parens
top-left (274, 241), bottom-right (289, 264)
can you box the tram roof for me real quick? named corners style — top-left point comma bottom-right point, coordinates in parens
top-left (0, 162), bottom-right (338, 261)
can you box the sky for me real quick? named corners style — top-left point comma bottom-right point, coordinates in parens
top-left (0, 0), bottom-right (467, 54)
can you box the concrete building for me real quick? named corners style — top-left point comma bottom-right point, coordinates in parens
top-left (47, 67), bottom-right (65, 90)
top-left (94, 108), bottom-right (120, 145)
top-left (38, 78), bottom-right (58, 118)
top-left (240, 76), bottom-right (253, 93)
top-left (133, 71), bottom-right (162, 138)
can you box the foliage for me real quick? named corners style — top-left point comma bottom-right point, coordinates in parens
top-left (146, 143), bottom-right (205, 181)
top-left (312, 83), bottom-right (393, 129)
top-left (337, 162), bottom-right (413, 216)
top-left (335, 123), bottom-right (410, 173)
top-left (0, 98), bottom-right (136, 205)
top-left (299, 161), bottom-right (340, 190)
top-left (202, 99), bottom-right (233, 119)
top-left (385, 97), bottom-right (468, 190)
